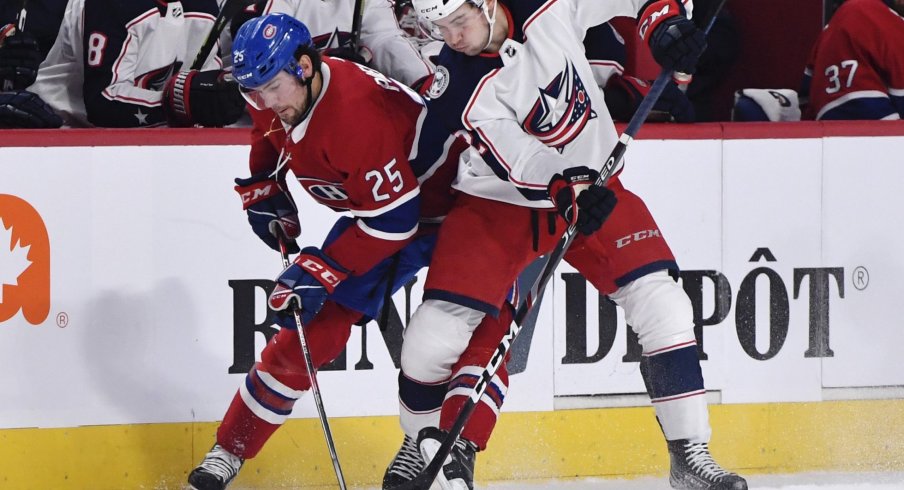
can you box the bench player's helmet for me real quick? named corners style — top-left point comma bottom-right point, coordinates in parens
top-left (410, 0), bottom-right (496, 46)
top-left (232, 13), bottom-right (313, 90)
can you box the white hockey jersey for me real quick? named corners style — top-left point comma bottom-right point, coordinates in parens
top-left (424, 0), bottom-right (693, 207)
top-left (259, 0), bottom-right (431, 86)
top-left (28, 0), bottom-right (222, 127)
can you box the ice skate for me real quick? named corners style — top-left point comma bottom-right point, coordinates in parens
top-left (187, 443), bottom-right (244, 490)
top-left (668, 439), bottom-right (747, 490)
top-left (417, 427), bottom-right (477, 490)
top-left (382, 434), bottom-right (426, 489)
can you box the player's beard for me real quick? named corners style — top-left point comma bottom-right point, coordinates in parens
top-left (277, 107), bottom-right (303, 126)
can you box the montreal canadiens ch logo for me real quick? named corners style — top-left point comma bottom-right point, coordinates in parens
top-left (263, 24), bottom-right (277, 39)
top-left (522, 60), bottom-right (597, 151)
top-left (297, 177), bottom-right (349, 203)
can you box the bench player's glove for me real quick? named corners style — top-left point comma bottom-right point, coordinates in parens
top-left (0, 90), bottom-right (63, 128)
top-left (268, 247), bottom-right (349, 326)
top-left (605, 74), bottom-right (695, 123)
top-left (323, 46), bottom-right (369, 66)
top-left (235, 173), bottom-right (301, 254)
top-left (548, 167), bottom-right (617, 236)
top-left (637, 0), bottom-right (706, 74)
top-left (0, 25), bottom-right (40, 90)
top-left (163, 69), bottom-right (245, 127)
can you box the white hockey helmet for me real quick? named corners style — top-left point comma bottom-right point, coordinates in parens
top-left (411, 0), bottom-right (484, 23)
top-left (411, 0), bottom-right (497, 47)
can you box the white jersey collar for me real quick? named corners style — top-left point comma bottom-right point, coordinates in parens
top-left (289, 62), bottom-right (332, 143)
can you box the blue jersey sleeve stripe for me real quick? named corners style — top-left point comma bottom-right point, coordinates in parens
top-left (357, 220), bottom-right (418, 241)
top-left (818, 91), bottom-right (897, 120)
top-left (350, 187), bottom-right (420, 217)
top-left (358, 196), bottom-right (420, 235)
top-left (890, 88), bottom-right (904, 117)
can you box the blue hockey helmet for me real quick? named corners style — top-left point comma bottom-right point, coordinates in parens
top-left (232, 13), bottom-right (313, 89)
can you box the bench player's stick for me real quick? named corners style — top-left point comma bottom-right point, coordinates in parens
top-left (1, 0), bottom-right (28, 91)
top-left (190, 0), bottom-right (255, 70)
top-left (350, 0), bottom-right (366, 53)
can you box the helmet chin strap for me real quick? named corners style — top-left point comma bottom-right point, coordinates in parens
top-left (480, 0), bottom-right (498, 51)
top-left (287, 61), bottom-right (319, 126)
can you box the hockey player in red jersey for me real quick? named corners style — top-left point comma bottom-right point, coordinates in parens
top-left (803, 0), bottom-right (904, 120)
top-left (379, 0), bottom-right (748, 489)
top-left (187, 13), bottom-right (511, 490)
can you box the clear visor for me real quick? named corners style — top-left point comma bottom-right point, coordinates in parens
top-left (239, 85), bottom-right (268, 111)
top-left (418, 17), bottom-right (446, 42)
top-left (418, 1), bottom-right (492, 44)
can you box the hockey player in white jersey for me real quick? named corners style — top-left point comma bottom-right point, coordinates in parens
top-left (380, 0), bottom-right (749, 489)
top-left (27, 0), bottom-right (245, 127)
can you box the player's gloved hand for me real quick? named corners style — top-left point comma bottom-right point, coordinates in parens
top-left (605, 74), bottom-right (695, 123)
top-left (548, 166), bottom-right (617, 236)
top-left (637, 0), bottom-right (707, 74)
top-left (268, 247), bottom-right (349, 325)
top-left (163, 69), bottom-right (245, 127)
top-left (0, 26), bottom-right (41, 90)
top-left (322, 46), bottom-right (369, 66)
top-left (0, 90), bottom-right (63, 128)
top-left (235, 173), bottom-right (301, 253)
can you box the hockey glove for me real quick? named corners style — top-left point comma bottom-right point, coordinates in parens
top-left (605, 74), bottom-right (695, 123)
top-left (637, 0), bottom-right (707, 74)
top-left (0, 90), bottom-right (63, 128)
top-left (323, 46), bottom-right (369, 66)
top-left (163, 69), bottom-right (246, 127)
top-left (0, 26), bottom-right (40, 90)
top-left (235, 173), bottom-right (301, 254)
top-left (268, 247), bottom-right (349, 326)
top-left (548, 167), bottom-right (617, 236)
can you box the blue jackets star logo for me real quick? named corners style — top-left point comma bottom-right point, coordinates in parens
top-left (522, 60), bottom-right (597, 151)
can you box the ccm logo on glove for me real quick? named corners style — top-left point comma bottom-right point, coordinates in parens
top-left (298, 256), bottom-right (344, 292)
top-left (638, 2), bottom-right (673, 40)
top-left (238, 180), bottom-right (277, 207)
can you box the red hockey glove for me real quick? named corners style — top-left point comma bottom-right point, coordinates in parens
top-left (637, 0), bottom-right (707, 74)
top-left (268, 247), bottom-right (349, 326)
top-left (548, 167), bottom-right (617, 236)
top-left (163, 69), bottom-right (246, 127)
top-left (235, 173), bottom-right (301, 254)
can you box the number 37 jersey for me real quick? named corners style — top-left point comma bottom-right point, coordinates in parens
top-left (247, 57), bottom-right (458, 274)
top-left (805, 0), bottom-right (904, 120)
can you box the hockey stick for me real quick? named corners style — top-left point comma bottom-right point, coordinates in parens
top-left (390, 3), bottom-right (727, 488)
top-left (349, 0), bottom-right (366, 53)
top-left (190, 0), bottom-right (254, 70)
top-left (1, 0), bottom-right (28, 91)
top-left (276, 233), bottom-right (349, 490)
top-left (15, 0), bottom-right (28, 31)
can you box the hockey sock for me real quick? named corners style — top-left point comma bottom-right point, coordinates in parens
top-left (641, 343), bottom-right (711, 442)
top-left (439, 304), bottom-right (513, 450)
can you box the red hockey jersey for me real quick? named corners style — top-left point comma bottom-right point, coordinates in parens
top-left (805, 0), bottom-right (904, 120)
top-left (247, 57), bottom-right (456, 274)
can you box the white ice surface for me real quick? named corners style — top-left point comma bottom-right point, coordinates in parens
top-left (349, 472), bottom-right (904, 490)
top-left (479, 471), bottom-right (904, 489)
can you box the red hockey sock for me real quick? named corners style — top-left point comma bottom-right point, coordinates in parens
top-left (216, 391), bottom-right (282, 459)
